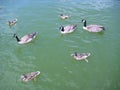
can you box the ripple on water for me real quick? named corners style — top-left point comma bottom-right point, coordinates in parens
top-left (0, 0), bottom-right (120, 90)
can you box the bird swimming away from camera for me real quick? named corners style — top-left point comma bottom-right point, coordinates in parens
top-left (20, 71), bottom-right (40, 82)
top-left (13, 32), bottom-right (36, 44)
top-left (60, 14), bottom-right (69, 19)
top-left (71, 52), bottom-right (91, 62)
top-left (8, 18), bottom-right (17, 28)
top-left (82, 19), bottom-right (105, 32)
top-left (59, 24), bottom-right (77, 34)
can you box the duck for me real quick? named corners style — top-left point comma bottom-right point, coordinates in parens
top-left (60, 14), bottom-right (69, 19)
top-left (20, 71), bottom-right (40, 82)
top-left (71, 52), bottom-right (91, 62)
top-left (8, 18), bottom-right (17, 27)
top-left (82, 19), bottom-right (105, 32)
top-left (59, 24), bottom-right (77, 34)
top-left (13, 32), bottom-right (37, 44)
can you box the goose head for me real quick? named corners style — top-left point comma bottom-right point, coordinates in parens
top-left (82, 19), bottom-right (86, 23)
top-left (71, 52), bottom-right (77, 56)
top-left (60, 14), bottom-right (64, 16)
top-left (59, 26), bottom-right (64, 32)
top-left (82, 19), bottom-right (87, 27)
top-left (13, 34), bottom-right (21, 42)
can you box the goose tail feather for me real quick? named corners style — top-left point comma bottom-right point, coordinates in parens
top-left (73, 24), bottom-right (77, 29)
top-left (100, 26), bottom-right (105, 30)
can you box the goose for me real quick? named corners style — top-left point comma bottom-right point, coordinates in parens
top-left (71, 52), bottom-right (91, 62)
top-left (60, 14), bottom-right (69, 19)
top-left (20, 71), bottom-right (40, 82)
top-left (82, 19), bottom-right (105, 32)
top-left (59, 24), bottom-right (77, 34)
top-left (13, 32), bottom-right (37, 44)
top-left (8, 18), bottom-right (17, 27)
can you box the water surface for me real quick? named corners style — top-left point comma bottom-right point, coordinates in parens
top-left (0, 0), bottom-right (120, 90)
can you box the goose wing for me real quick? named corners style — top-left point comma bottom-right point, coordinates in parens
top-left (87, 25), bottom-right (105, 32)
top-left (20, 32), bottom-right (36, 43)
top-left (77, 53), bottom-right (90, 58)
top-left (64, 25), bottom-right (77, 32)
top-left (20, 35), bottom-right (32, 42)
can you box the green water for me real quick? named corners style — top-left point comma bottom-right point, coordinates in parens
top-left (0, 0), bottom-right (120, 90)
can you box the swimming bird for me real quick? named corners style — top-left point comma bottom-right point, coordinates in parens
top-left (82, 19), bottom-right (105, 32)
top-left (20, 71), bottom-right (40, 82)
top-left (59, 24), bottom-right (77, 34)
top-left (60, 14), bottom-right (69, 19)
top-left (71, 52), bottom-right (91, 62)
top-left (8, 18), bottom-right (17, 27)
top-left (13, 32), bottom-right (37, 44)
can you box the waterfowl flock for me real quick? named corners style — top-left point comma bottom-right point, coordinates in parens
top-left (7, 13), bottom-right (105, 82)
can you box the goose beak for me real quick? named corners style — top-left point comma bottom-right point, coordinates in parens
top-left (59, 26), bottom-right (63, 30)
top-left (60, 14), bottom-right (63, 16)
top-left (13, 34), bottom-right (16, 38)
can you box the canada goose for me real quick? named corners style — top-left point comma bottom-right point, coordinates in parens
top-left (8, 18), bottom-right (17, 27)
top-left (13, 32), bottom-right (36, 44)
top-left (82, 19), bottom-right (105, 32)
top-left (71, 52), bottom-right (91, 62)
top-left (60, 14), bottom-right (69, 19)
top-left (20, 71), bottom-right (40, 82)
top-left (59, 24), bottom-right (77, 34)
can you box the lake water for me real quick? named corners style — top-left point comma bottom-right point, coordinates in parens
top-left (0, 0), bottom-right (120, 90)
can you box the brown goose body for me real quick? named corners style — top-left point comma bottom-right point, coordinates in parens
top-left (20, 71), bottom-right (40, 82)
top-left (13, 32), bottom-right (36, 44)
top-left (82, 19), bottom-right (105, 32)
top-left (71, 52), bottom-right (91, 62)
top-left (59, 24), bottom-right (77, 34)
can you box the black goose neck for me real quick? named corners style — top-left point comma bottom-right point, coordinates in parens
top-left (74, 52), bottom-right (77, 56)
top-left (61, 26), bottom-right (64, 31)
top-left (84, 20), bottom-right (87, 27)
top-left (15, 35), bottom-right (20, 42)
